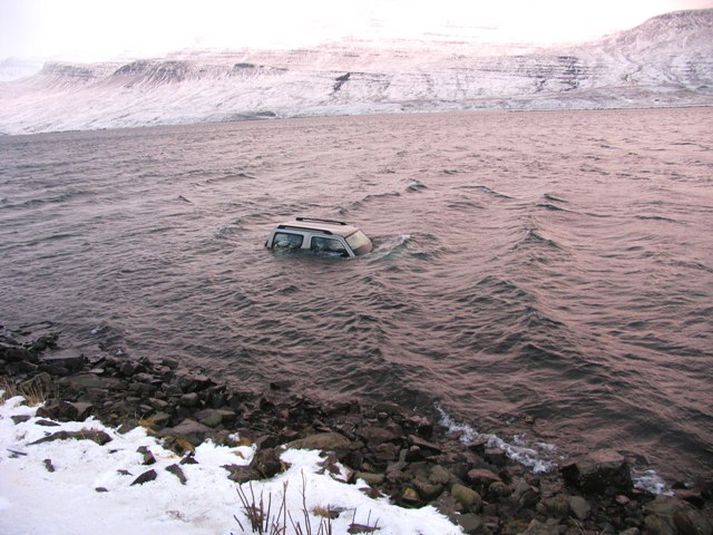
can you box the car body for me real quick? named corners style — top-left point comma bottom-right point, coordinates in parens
top-left (265, 217), bottom-right (373, 258)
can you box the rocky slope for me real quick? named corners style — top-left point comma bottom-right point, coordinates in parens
top-left (0, 9), bottom-right (712, 135)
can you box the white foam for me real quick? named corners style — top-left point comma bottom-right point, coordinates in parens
top-left (435, 403), bottom-right (557, 473)
top-left (632, 468), bottom-right (673, 496)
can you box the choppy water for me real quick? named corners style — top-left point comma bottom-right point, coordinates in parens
top-left (1, 109), bottom-right (712, 484)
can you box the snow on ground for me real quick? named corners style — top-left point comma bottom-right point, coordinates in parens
top-left (0, 394), bottom-right (462, 535)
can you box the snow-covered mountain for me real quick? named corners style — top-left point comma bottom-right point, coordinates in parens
top-left (1, 9), bottom-right (711, 135)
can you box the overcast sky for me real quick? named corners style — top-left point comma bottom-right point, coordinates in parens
top-left (2, 0), bottom-right (712, 62)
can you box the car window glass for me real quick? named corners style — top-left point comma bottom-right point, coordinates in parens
top-left (273, 232), bottom-right (303, 249)
top-left (310, 236), bottom-right (348, 257)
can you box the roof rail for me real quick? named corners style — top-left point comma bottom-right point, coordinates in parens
top-left (277, 224), bottom-right (333, 235)
top-left (296, 217), bottom-right (347, 226)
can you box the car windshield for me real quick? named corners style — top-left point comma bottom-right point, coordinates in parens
top-left (346, 230), bottom-right (372, 256)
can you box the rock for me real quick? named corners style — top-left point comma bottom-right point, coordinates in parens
top-left (3, 346), bottom-right (38, 363)
top-left (467, 468), bottom-right (501, 486)
top-left (429, 465), bottom-right (453, 485)
top-left (29, 429), bottom-right (112, 446)
top-left (28, 332), bottom-right (59, 352)
top-left (457, 513), bottom-right (484, 534)
top-left (560, 449), bottom-right (633, 494)
top-left (488, 481), bottom-right (511, 498)
top-left (361, 426), bottom-right (401, 445)
top-left (250, 448), bottom-right (286, 479)
top-left (223, 464), bottom-right (260, 483)
top-left (11, 415), bottom-right (31, 424)
top-left (522, 518), bottom-right (561, 535)
top-left (408, 434), bottom-right (441, 455)
top-left (287, 432), bottom-right (351, 451)
top-left (194, 408), bottom-right (235, 428)
top-left (542, 494), bottom-right (569, 519)
top-left (484, 447), bottom-right (508, 466)
top-left (413, 478), bottom-right (443, 500)
top-left (179, 392), bottom-right (200, 408)
top-left (568, 495), bottom-right (591, 520)
top-left (40, 349), bottom-right (87, 373)
top-left (644, 496), bottom-right (712, 535)
top-left (619, 529), bottom-right (639, 535)
top-left (136, 446), bottom-right (156, 465)
top-left (165, 464), bottom-right (187, 485)
top-left (35, 419), bottom-right (60, 427)
top-left (131, 469), bottom-right (157, 486)
top-left (147, 411), bottom-right (171, 429)
top-left (43, 458), bottom-right (55, 472)
top-left (60, 374), bottom-right (122, 391)
top-left (160, 419), bottom-right (212, 447)
top-left (161, 357), bottom-right (179, 369)
top-left (355, 472), bottom-right (385, 486)
top-left (451, 483), bottom-right (482, 512)
top-left (400, 486), bottom-right (423, 506)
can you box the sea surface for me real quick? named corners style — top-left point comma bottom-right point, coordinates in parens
top-left (1, 108), bottom-right (712, 485)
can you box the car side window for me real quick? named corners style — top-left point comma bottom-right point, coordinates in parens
top-left (273, 232), bottom-right (303, 249)
top-left (310, 236), bottom-right (348, 257)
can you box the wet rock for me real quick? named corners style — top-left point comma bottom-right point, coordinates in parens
top-left (161, 357), bottom-right (179, 369)
top-left (29, 429), bottom-right (112, 446)
top-left (484, 447), bottom-right (508, 467)
top-left (287, 432), bottom-right (351, 451)
top-left (28, 332), bottom-right (59, 352)
top-left (644, 496), bottom-right (712, 535)
top-left (165, 464), bottom-right (187, 485)
top-left (41, 349), bottom-right (87, 374)
top-left (567, 495), bottom-right (591, 520)
top-left (451, 483), bottom-right (482, 512)
top-left (131, 469), bottom-right (157, 486)
top-left (561, 449), bottom-right (633, 494)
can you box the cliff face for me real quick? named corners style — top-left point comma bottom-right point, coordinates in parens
top-left (1, 9), bottom-right (712, 134)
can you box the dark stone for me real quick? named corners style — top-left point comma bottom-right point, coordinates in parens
top-left (161, 357), bottom-right (179, 369)
top-left (18, 372), bottom-right (53, 394)
top-left (250, 447), bottom-right (286, 479)
top-left (28, 332), bottom-right (59, 352)
top-left (180, 453), bottom-right (198, 465)
top-left (467, 468), bottom-right (502, 486)
top-left (3, 347), bottom-right (38, 363)
top-left (95, 487), bottom-right (109, 493)
top-left (131, 469), bottom-right (157, 486)
top-left (287, 432), bottom-right (351, 451)
top-left (36, 400), bottom-right (92, 422)
top-left (180, 392), bottom-right (200, 408)
top-left (41, 349), bottom-right (87, 373)
top-left (561, 449), bottom-right (633, 494)
top-left (484, 447), bottom-right (508, 466)
top-left (43, 458), bottom-right (55, 472)
top-left (59, 374), bottom-right (122, 391)
top-left (195, 408), bottom-right (235, 428)
top-left (11, 415), bottom-right (31, 424)
top-left (35, 419), bottom-right (60, 427)
top-left (408, 434), bottom-right (441, 454)
top-left (137, 446), bottom-right (156, 465)
top-left (165, 464), bottom-right (187, 485)
top-left (458, 513), bottom-right (484, 534)
top-left (361, 425), bottom-right (401, 445)
top-left (29, 429), bottom-right (112, 446)
top-left (223, 464), bottom-right (260, 483)
top-left (160, 419), bottom-right (212, 446)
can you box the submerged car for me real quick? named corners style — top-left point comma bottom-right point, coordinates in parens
top-left (265, 217), bottom-right (373, 258)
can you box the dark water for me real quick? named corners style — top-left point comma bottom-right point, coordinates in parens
top-left (1, 109), bottom-right (712, 484)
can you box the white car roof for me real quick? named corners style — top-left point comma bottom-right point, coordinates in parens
top-left (276, 218), bottom-right (359, 238)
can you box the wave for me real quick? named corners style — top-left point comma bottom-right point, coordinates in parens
top-left (435, 404), bottom-right (557, 473)
top-left (462, 185), bottom-right (513, 200)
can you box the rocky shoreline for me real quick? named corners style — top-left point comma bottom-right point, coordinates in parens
top-left (1, 325), bottom-right (712, 534)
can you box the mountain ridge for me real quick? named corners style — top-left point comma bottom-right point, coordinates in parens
top-left (1, 9), bottom-right (711, 135)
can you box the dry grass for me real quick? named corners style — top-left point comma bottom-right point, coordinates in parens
top-left (0, 377), bottom-right (48, 407)
top-left (232, 471), bottom-right (380, 535)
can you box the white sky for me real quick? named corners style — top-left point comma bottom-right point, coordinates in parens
top-left (1, 0), bottom-right (712, 62)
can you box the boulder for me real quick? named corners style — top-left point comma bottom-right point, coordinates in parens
top-left (567, 495), bottom-right (591, 520)
top-left (451, 483), bottom-right (482, 512)
top-left (29, 429), bottom-right (112, 446)
top-left (160, 419), bottom-right (212, 446)
top-left (643, 496), bottom-right (712, 535)
top-left (3, 346), bottom-right (38, 363)
top-left (40, 349), bottom-right (87, 373)
top-left (36, 400), bottom-right (93, 422)
top-left (287, 432), bottom-right (351, 451)
top-left (560, 449), bottom-right (633, 494)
